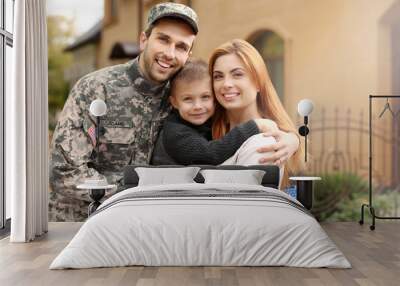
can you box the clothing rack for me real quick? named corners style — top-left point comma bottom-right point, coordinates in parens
top-left (360, 95), bottom-right (400, 230)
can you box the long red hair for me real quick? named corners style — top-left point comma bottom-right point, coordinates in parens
top-left (209, 39), bottom-right (304, 186)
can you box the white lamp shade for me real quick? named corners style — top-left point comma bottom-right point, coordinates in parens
top-left (89, 99), bottom-right (107, 117)
top-left (297, 99), bottom-right (314, 116)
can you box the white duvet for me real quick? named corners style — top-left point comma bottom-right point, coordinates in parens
top-left (50, 183), bottom-right (351, 269)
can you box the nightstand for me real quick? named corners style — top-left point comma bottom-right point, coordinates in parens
top-left (289, 176), bottom-right (321, 210)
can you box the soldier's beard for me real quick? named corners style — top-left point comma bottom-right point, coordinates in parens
top-left (140, 48), bottom-right (178, 84)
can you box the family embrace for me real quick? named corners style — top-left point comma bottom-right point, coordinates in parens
top-left (49, 2), bottom-right (304, 221)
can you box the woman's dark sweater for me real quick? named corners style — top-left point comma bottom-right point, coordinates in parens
top-left (151, 111), bottom-right (260, 165)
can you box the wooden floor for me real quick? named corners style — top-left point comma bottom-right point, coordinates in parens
top-left (0, 222), bottom-right (399, 286)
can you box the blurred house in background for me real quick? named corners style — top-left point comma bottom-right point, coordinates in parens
top-left (63, 0), bottom-right (400, 190)
top-left (63, 20), bottom-right (102, 86)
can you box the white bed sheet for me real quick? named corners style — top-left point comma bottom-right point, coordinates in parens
top-left (50, 183), bottom-right (351, 269)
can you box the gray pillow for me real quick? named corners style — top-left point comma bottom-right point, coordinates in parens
top-left (200, 169), bottom-right (266, 185)
top-left (135, 167), bottom-right (201, 186)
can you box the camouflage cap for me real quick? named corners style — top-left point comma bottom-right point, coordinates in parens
top-left (147, 2), bottom-right (199, 35)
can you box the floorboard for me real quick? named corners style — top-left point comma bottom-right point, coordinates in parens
top-left (0, 222), bottom-right (399, 286)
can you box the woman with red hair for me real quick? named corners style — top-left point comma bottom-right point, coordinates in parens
top-left (210, 39), bottom-right (304, 187)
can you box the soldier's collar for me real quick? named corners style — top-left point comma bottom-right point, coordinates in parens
top-left (127, 57), bottom-right (169, 95)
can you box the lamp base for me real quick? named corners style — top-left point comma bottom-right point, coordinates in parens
top-left (88, 189), bottom-right (105, 215)
top-left (298, 126), bottom-right (309, 136)
top-left (296, 180), bottom-right (313, 210)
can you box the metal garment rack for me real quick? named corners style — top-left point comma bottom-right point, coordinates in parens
top-left (360, 95), bottom-right (400, 230)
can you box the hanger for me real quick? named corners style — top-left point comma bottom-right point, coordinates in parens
top-left (378, 98), bottom-right (395, 118)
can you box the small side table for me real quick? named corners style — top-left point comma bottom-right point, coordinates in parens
top-left (77, 184), bottom-right (116, 216)
top-left (289, 176), bottom-right (321, 210)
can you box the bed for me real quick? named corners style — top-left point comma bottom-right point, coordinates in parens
top-left (50, 165), bottom-right (351, 269)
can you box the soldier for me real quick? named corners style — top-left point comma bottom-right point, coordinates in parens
top-left (49, 2), bottom-right (199, 221)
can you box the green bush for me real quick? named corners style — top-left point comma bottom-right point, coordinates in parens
top-left (372, 191), bottom-right (400, 217)
top-left (311, 172), bottom-right (368, 222)
top-left (310, 172), bottom-right (399, 222)
top-left (47, 15), bottom-right (74, 131)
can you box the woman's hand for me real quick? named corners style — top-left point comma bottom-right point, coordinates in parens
top-left (256, 130), bottom-right (300, 166)
top-left (253, 118), bottom-right (279, 133)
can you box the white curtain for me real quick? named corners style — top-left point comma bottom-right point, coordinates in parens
top-left (7, 0), bottom-right (48, 242)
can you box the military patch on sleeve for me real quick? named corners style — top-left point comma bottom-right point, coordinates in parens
top-left (83, 118), bottom-right (97, 147)
top-left (101, 117), bottom-right (133, 128)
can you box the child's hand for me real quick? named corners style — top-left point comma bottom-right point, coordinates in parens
top-left (254, 119), bottom-right (279, 133)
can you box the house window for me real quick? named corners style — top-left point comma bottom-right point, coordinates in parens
top-left (248, 30), bottom-right (285, 101)
top-left (105, 0), bottom-right (119, 26)
top-left (111, 0), bottom-right (118, 19)
top-left (1, 0), bottom-right (14, 233)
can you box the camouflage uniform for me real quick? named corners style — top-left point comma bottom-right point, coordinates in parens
top-left (49, 58), bottom-right (171, 221)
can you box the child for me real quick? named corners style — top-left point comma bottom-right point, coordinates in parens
top-left (151, 58), bottom-right (278, 166)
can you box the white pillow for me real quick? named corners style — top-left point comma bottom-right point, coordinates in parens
top-left (135, 167), bottom-right (200, 186)
top-left (200, 169), bottom-right (266, 185)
